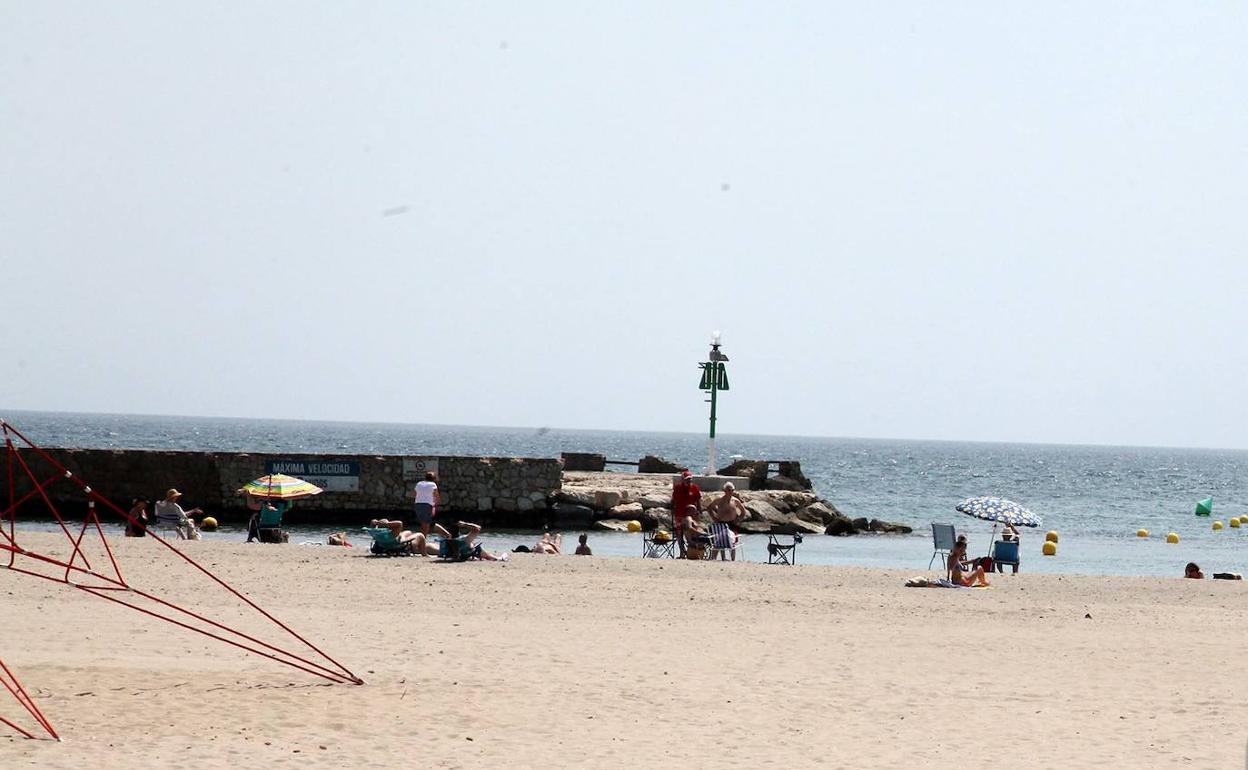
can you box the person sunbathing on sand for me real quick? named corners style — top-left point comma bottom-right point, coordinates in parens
top-left (433, 520), bottom-right (505, 561)
top-left (948, 536), bottom-right (990, 587)
top-left (369, 519), bottom-right (438, 556)
top-left (532, 532), bottom-right (563, 554)
top-left (574, 533), bottom-right (592, 556)
top-left (1184, 562), bottom-right (1204, 579)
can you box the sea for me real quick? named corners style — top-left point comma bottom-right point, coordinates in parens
top-left (5, 409), bottom-right (1248, 578)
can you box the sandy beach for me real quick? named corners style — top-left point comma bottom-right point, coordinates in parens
top-left (1, 532), bottom-right (1245, 769)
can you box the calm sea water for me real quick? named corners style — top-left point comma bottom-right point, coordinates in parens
top-left (5, 410), bottom-right (1248, 578)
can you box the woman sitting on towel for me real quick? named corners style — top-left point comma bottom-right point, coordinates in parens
top-left (948, 536), bottom-right (990, 587)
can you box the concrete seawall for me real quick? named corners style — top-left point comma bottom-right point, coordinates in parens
top-left (10, 448), bottom-right (562, 527)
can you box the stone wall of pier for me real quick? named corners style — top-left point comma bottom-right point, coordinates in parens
top-left (9, 448), bottom-right (563, 527)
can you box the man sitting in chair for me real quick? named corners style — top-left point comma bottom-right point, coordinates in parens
top-left (678, 505), bottom-right (711, 560)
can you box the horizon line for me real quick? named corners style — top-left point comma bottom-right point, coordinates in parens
top-left (3, 407), bottom-right (1246, 456)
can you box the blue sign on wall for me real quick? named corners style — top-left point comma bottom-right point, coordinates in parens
top-left (265, 460), bottom-right (360, 492)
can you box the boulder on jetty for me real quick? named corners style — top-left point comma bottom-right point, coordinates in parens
top-left (715, 458), bottom-right (814, 491)
top-left (557, 471), bottom-right (906, 536)
top-left (638, 455), bottom-right (682, 474)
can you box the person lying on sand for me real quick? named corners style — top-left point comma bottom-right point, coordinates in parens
top-left (532, 532), bottom-right (563, 554)
top-left (1184, 562), bottom-right (1204, 579)
top-left (948, 536), bottom-right (990, 587)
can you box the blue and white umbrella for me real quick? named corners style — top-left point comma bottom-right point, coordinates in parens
top-left (955, 496), bottom-right (1042, 528)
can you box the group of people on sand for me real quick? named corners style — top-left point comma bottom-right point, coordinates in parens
top-left (512, 532), bottom-right (592, 555)
top-left (670, 470), bottom-right (749, 561)
top-left (368, 516), bottom-right (509, 561)
top-left (125, 488), bottom-right (205, 540)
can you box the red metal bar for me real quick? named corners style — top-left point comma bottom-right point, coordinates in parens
top-left (0, 656), bottom-right (59, 740)
top-left (11, 440), bottom-right (355, 681)
top-left (118, 584), bottom-right (355, 683)
top-left (76, 587), bottom-right (357, 685)
top-left (0, 419), bottom-right (365, 741)
top-left (6, 447), bottom-right (91, 569)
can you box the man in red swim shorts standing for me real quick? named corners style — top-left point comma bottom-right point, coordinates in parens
top-left (670, 469), bottom-right (701, 558)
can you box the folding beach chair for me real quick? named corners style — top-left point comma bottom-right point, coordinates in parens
top-left (256, 502), bottom-right (289, 544)
top-left (929, 523), bottom-right (956, 571)
top-left (642, 530), bottom-right (677, 559)
top-left (707, 522), bottom-right (742, 561)
top-left (153, 501), bottom-right (192, 539)
top-left (437, 538), bottom-right (483, 562)
top-left (766, 533), bottom-right (802, 565)
top-left (991, 539), bottom-right (1020, 573)
top-left (363, 527), bottom-right (414, 556)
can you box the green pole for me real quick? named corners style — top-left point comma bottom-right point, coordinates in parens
top-left (699, 333), bottom-right (729, 475)
top-left (708, 363), bottom-right (718, 440)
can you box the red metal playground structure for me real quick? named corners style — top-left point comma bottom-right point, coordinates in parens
top-left (0, 418), bottom-right (362, 741)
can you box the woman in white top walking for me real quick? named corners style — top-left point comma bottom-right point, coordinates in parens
top-left (413, 472), bottom-right (440, 536)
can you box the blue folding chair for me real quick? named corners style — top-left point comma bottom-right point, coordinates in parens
top-left (991, 539), bottom-right (1020, 573)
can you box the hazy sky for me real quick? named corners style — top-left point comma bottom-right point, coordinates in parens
top-left (3, 3), bottom-right (1247, 448)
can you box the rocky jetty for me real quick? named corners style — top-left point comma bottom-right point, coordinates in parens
top-left (555, 471), bottom-right (911, 536)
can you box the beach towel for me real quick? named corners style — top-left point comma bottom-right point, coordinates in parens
top-left (904, 576), bottom-right (990, 589)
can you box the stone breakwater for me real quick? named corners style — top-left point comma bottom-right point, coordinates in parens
top-left (8, 448), bottom-right (909, 534)
top-left (10, 448), bottom-right (561, 526)
top-left (555, 472), bottom-right (911, 536)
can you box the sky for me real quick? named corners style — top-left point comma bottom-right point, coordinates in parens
top-left (2, 3), bottom-right (1247, 448)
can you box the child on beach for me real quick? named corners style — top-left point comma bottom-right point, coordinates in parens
top-left (125, 497), bottom-right (149, 537)
top-left (574, 533), bottom-right (592, 556)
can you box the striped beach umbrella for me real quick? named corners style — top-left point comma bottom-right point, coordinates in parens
top-left (242, 474), bottom-right (324, 500)
top-left (955, 496), bottom-right (1042, 528)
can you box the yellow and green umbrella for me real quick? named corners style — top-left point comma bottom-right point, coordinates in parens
top-left (242, 474), bottom-right (324, 500)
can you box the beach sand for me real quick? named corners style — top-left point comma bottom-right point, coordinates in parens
top-left (0, 532), bottom-right (1244, 769)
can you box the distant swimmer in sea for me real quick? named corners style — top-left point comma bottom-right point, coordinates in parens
top-left (949, 535), bottom-right (990, 587)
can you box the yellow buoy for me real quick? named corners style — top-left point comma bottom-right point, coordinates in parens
top-left (1042, 541), bottom-right (1057, 556)
top-left (1136, 528), bottom-right (1149, 538)
top-left (200, 516), bottom-right (218, 531)
top-left (1212, 520), bottom-right (1224, 531)
top-left (1166, 532), bottom-right (1180, 544)
top-left (1230, 518), bottom-right (1241, 528)
top-left (626, 520), bottom-right (642, 533)
top-left (1045, 530), bottom-right (1059, 544)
